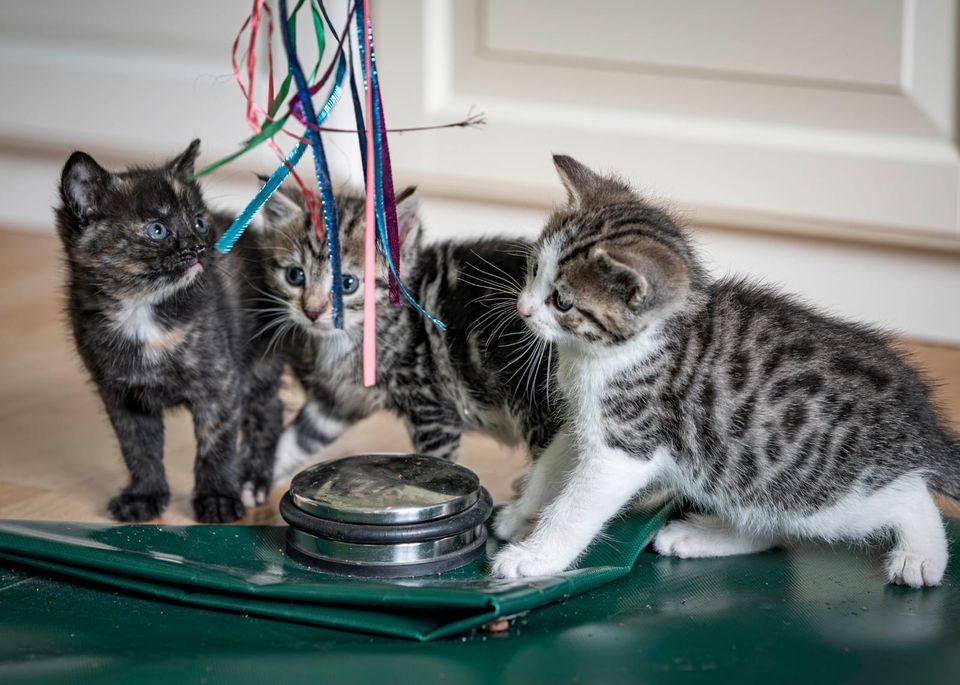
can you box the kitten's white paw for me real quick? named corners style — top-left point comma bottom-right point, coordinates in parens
top-left (241, 483), bottom-right (257, 508)
top-left (653, 520), bottom-right (713, 558)
top-left (272, 427), bottom-right (312, 484)
top-left (652, 520), bottom-right (720, 558)
top-left (493, 503), bottom-right (534, 542)
top-left (240, 483), bottom-right (268, 508)
top-left (886, 550), bottom-right (946, 588)
top-left (491, 543), bottom-right (570, 578)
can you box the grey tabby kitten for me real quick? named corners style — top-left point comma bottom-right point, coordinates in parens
top-left (492, 155), bottom-right (960, 587)
top-left (244, 184), bottom-right (560, 482)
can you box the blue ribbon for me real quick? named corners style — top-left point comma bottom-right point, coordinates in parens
top-left (214, 58), bottom-right (347, 260)
top-left (278, 0), bottom-right (344, 328)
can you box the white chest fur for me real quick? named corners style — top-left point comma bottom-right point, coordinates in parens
top-left (110, 299), bottom-right (164, 344)
top-left (108, 298), bottom-right (190, 361)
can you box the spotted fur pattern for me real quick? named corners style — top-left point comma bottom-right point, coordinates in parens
top-left (56, 141), bottom-right (283, 522)
top-left (492, 155), bottom-right (960, 587)
top-left (247, 185), bottom-right (561, 482)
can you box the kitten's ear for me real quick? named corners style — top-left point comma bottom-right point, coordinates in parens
top-left (395, 185), bottom-right (420, 244)
top-left (593, 247), bottom-right (651, 309)
top-left (60, 151), bottom-right (111, 224)
top-left (167, 138), bottom-right (201, 178)
top-left (553, 155), bottom-right (605, 208)
top-left (260, 174), bottom-right (303, 224)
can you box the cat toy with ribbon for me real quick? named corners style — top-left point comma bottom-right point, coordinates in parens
top-left (198, 0), bottom-right (481, 386)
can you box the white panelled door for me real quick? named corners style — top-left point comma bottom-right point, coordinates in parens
top-left (376, 0), bottom-right (959, 250)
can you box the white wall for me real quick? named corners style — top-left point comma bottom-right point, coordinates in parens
top-left (0, 1), bottom-right (958, 343)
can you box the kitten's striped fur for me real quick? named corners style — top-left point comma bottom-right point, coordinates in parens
top-left (492, 156), bottom-right (960, 587)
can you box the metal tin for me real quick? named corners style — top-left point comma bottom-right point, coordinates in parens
top-left (285, 527), bottom-right (488, 578)
top-left (289, 453), bottom-right (481, 525)
top-left (279, 489), bottom-right (493, 544)
top-left (288, 526), bottom-right (484, 565)
top-left (283, 453), bottom-right (492, 578)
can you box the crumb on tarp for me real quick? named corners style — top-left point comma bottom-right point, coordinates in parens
top-left (484, 618), bottom-right (510, 633)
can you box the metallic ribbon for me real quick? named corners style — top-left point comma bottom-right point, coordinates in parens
top-left (231, 0), bottom-right (324, 238)
top-left (195, 0), bottom-right (320, 179)
top-left (279, 0), bottom-right (345, 328)
top-left (355, 2), bottom-right (446, 330)
top-left (213, 57), bottom-right (346, 256)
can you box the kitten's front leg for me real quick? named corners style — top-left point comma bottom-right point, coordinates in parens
top-left (190, 394), bottom-right (245, 523)
top-left (102, 392), bottom-right (170, 522)
top-left (492, 446), bottom-right (666, 578)
top-left (495, 427), bottom-right (575, 542)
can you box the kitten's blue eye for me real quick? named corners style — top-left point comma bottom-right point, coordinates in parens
top-left (194, 216), bottom-right (207, 234)
top-left (144, 222), bottom-right (168, 241)
top-left (342, 273), bottom-right (359, 294)
top-left (552, 289), bottom-right (573, 312)
top-left (286, 266), bottom-right (305, 287)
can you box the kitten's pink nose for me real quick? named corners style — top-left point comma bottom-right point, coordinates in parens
top-left (304, 308), bottom-right (322, 322)
top-left (517, 301), bottom-right (533, 319)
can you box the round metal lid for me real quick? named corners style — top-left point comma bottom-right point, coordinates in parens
top-left (289, 453), bottom-right (481, 524)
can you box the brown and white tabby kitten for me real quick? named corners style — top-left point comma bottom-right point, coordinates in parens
top-left (56, 141), bottom-right (283, 522)
top-left (242, 184), bottom-right (560, 485)
top-left (492, 155), bottom-right (960, 587)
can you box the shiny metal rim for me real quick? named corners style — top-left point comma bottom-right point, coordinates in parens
top-left (288, 525), bottom-right (484, 566)
top-left (291, 489), bottom-right (480, 525)
top-left (290, 453), bottom-right (481, 525)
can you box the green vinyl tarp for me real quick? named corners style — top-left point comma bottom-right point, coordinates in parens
top-left (0, 502), bottom-right (673, 641)
top-left (2, 512), bottom-right (960, 684)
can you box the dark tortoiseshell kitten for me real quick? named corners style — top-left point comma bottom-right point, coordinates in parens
top-left (56, 141), bottom-right (283, 522)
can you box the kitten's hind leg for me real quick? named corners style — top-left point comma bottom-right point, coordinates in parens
top-left (495, 428), bottom-right (574, 542)
top-left (273, 400), bottom-right (350, 483)
top-left (407, 408), bottom-right (463, 461)
top-left (653, 514), bottom-right (778, 558)
top-left (801, 473), bottom-right (947, 587)
top-left (410, 427), bottom-right (461, 462)
top-left (883, 479), bottom-right (947, 588)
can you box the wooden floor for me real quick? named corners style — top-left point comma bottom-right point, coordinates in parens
top-left (0, 229), bottom-right (957, 524)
